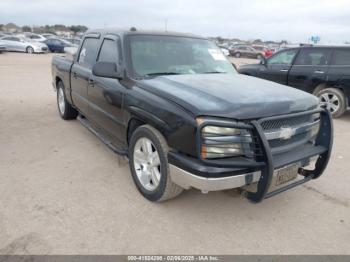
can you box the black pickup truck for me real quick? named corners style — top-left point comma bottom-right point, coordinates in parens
top-left (238, 46), bottom-right (350, 118)
top-left (52, 29), bottom-right (333, 203)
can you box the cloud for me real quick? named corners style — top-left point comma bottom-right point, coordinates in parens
top-left (1, 0), bottom-right (350, 43)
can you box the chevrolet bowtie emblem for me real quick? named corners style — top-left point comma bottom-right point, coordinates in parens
top-left (279, 126), bottom-right (295, 140)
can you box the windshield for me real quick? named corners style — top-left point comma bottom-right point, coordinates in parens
top-left (129, 35), bottom-right (236, 77)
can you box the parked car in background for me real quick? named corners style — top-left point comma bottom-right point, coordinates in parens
top-left (42, 33), bottom-right (56, 39)
top-left (23, 32), bottom-right (47, 42)
top-left (44, 38), bottom-right (73, 53)
top-left (51, 29), bottom-right (332, 203)
top-left (238, 46), bottom-right (350, 117)
top-left (0, 40), bottom-right (6, 53)
top-left (252, 45), bottom-right (274, 58)
top-left (0, 36), bottom-right (48, 53)
top-left (62, 37), bottom-right (81, 46)
top-left (219, 46), bottom-right (230, 56)
top-left (229, 45), bottom-right (264, 59)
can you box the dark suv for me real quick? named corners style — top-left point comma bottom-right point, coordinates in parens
top-left (238, 46), bottom-right (350, 117)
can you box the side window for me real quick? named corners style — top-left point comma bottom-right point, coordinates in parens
top-left (268, 49), bottom-right (298, 65)
top-left (294, 49), bottom-right (330, 66)
top-left (78, 38), bottom-right (99, 69)
top-left (98, 39), bottom-right (119, 63)
top-left (332, 49), bottom-right (350, 66)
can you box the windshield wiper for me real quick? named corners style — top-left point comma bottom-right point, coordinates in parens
top-left (145, 72), bottom-right (181, 77)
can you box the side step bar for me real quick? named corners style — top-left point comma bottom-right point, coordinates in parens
top-left (77, 115), bottom-right (128, 156)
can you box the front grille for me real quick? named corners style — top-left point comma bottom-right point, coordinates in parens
top-left (260, 112), bottom-right (319, 154)
top-left (261, 115), bottom-right (311, 131)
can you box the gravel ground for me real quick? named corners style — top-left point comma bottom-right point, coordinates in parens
top-left (0, 52), bottom-right (349, 255)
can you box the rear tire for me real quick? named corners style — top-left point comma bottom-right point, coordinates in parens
top-left (315, 88), bottom-right (347, 118)
top-left (257, 54), bottom-right (263, 60)
top-left (129, 125), bottom-right (183, 202)
top-left (57, 81), bottom-right (78, 120)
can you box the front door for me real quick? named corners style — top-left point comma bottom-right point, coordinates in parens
top-left (258, 48), bottom-right (299, 85)
top-left (88, 36), bottom-right (125, 145)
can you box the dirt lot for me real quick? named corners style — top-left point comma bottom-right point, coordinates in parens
top-left (0, 53), bottom-right (350, 255)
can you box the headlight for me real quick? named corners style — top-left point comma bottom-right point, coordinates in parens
top-left (198, 119), bottom-right (253, 159)
top-left (202, 126), bottom-right (240, 136)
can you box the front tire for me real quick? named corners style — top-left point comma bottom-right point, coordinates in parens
top-left (57, 81), bottom-right (78, 120)
top-left (26, 46), bottom-right (34, 54)
top-left (315, 88), bottom-right (347, 118)
top-left (234, 52), bottom-right (241, 58)
top-left (257, 54), bottom-right (263, 60)
top-left (129, 125), bottom-right (183, 202)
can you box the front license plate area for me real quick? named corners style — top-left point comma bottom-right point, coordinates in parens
top-left (275, 164), bottom-right (298, 186)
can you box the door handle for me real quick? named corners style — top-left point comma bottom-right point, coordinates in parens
top-left (88, 79), bottom-right (94, 87)
top-left (314, 70), bottom-right (325, 74)
top-left (280, 69), bottom-right (288, 72)
top-left (73, 72), bottom-right (77, 79)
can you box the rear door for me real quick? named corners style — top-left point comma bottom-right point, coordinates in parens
top-left (257, 48), bottom-right (299, 85)
top-left (246, 46), bottom-right (257, 58)
top-left (2, 37), bottom-right (20, 51)
top-left (88, 35), bottom-right (125, 145)
top-left (288, 48), bottom-right (331, 93)
top-left (71, 36), bottom-right (100, 116)
top-left (327, 48), bottom-right (350, 103)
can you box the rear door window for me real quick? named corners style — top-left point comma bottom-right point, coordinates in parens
top-left (332, 49), bottom-right (350, 65)
top-left (294, 48), bottom-right (330, 65)
top-left (78, 37), bottom-right (100, 69)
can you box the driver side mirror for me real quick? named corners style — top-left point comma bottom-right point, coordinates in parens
top-left (92, 62), bottom-right (122, 79)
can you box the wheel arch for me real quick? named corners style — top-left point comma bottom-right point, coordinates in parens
top-left (127, 117), bottom-right (146, 145)
top-left (313, 83), bottom-right (348, 107)
top-left (55, 76), bottom-right (63, 88)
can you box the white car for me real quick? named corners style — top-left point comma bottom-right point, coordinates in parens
top-left (220, 47), bottom-right (230, 56)
top-left (23, 33), bottom-right (47, 42)
top-left (0, 36), bottom-right (48, 53)
top-left (0, 40), bottom-right (6, 53)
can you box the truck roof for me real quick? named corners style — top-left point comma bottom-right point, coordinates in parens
top-left (84, 28), bottom-right (207, 39)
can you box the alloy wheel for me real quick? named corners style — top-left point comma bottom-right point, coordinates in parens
top-left (319, 92), bottom-right (340, 113)
top-left (133, 137), bottom-right (161, 191)
top-left (58, 87), bottom-right (65, 115)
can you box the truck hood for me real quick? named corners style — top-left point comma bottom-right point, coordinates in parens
top-left (137, 73), bottom-right (319, 120)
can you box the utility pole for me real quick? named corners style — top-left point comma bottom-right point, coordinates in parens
top-left (165, 19), bottom-right (168, 32)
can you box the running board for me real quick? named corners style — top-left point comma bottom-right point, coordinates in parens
top-left (77, 115), bottom-right (128, 156)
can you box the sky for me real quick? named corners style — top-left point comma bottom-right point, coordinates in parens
top-left (1, 0), bottom-right (350, 43)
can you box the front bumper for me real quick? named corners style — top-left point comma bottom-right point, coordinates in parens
top-left (168, 108), bottom-right (333, 202)
top-left (170, 164), bottom-right (261, 192)
top-left (33, 46), bottom-right (48, 53)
